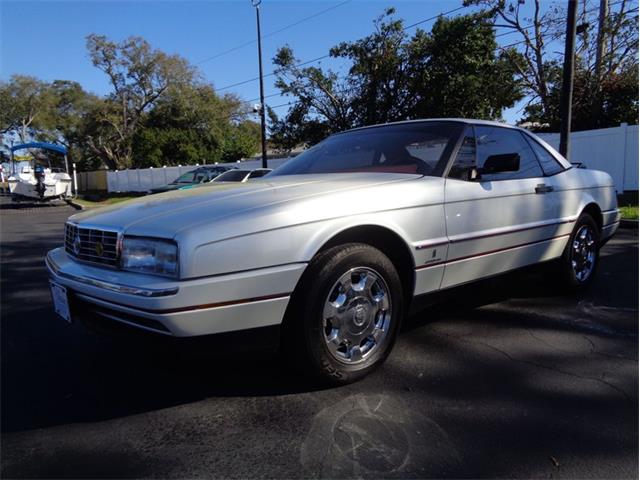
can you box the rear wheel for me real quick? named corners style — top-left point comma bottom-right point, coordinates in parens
top-left (282, 243), bottom-right (403, 384)
top-left (556, 213), bottom-right (600, 291)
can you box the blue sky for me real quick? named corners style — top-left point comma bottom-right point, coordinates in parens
top-left (1, 0), bottom-right (551, 123)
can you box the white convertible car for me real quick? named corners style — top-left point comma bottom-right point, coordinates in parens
top-left (46, 119), bottom-right (619, 383)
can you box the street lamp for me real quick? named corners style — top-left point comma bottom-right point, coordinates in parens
top-left (252, 0), bottom-right (268, 169)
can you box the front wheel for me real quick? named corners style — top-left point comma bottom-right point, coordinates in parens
top-left (556, 213), bottom-right (600, 292)
top-left (282, 243), bottom-right (404, 385)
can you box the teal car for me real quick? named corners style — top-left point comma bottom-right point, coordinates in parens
top-left (149, 166), bottom-right (233, 194)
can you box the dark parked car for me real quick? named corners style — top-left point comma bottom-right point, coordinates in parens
top-left (149, 165), bottom-right (233, 194)
top-left (211, 168), bottom-right (272, 183)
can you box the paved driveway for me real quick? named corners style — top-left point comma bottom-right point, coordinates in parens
top-left (1, 200), bottom-right (637, 478)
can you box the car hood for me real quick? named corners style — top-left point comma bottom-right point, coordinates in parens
top-left (70, 172), bottom-right (431, 240)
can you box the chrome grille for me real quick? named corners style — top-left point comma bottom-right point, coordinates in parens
top-left (65, 223), bottom-right (120, 267)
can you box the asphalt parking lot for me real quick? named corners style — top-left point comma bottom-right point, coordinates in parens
top-left (1, 198), bottom-right (638, 479)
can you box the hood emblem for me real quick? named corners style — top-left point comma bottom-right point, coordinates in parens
top-left (73, 235), bottom-right (82, 256)
top-left (95, 241), bottom-right (104, 257)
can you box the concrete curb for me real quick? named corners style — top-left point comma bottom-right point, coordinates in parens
top-left (620, 219), bottom-right (638, 229)
top-left (65, 199), bottom-right (85, 211)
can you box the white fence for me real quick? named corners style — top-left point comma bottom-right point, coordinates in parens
top-left (107, 158), bottom-right (290, 193)
top-left (537, 123), bottom-right (638, 192)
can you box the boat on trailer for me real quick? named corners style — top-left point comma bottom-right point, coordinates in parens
top-left (7, 142), bottom-right (73, 202)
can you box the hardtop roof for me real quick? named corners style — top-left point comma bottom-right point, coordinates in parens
top-left (341, 118), bottom-right (520, 135)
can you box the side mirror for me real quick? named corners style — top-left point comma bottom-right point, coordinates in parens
top-left (479, 153), bottom-right (520, 175)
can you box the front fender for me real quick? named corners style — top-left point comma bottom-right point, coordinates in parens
top-left (184, 197), bottom-right (451, 280)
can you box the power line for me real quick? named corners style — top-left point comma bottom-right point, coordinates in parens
top-left (237, 1), bottom-right (637, 114)
top-left (493, 0), bottom-right (629, 39)
top-left (218, 0), bottom-right (637, 95)
top-left (247, 92), bottom-right (282, 103)
top-left (246, 6), bottom-right (553, 108)
top-left (403, 5), bottom-right (468, 30)
top-left (214, 4), bottom-right (472, 94)
top-left (497, 4), bottom-right (636, 50)
top-left (261, 30), bottom-right (585, 116)
top-left (215, 52), bottom-right (342, 93)
top-left (196, 0), bottom-right (352, 65)
top-left (247, 11), bottom-right (550, 112)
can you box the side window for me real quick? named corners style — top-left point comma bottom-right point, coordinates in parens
top-left (523, 135), bottom-right (565, 175)
top-left (448, 127), bottom-right (477, 180)
top-left (475, 126), bottom-right (543, 181)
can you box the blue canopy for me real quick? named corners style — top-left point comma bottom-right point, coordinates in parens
top-left (11, 142), bottom-right (67, 155)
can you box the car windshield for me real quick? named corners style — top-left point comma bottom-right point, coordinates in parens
top-left (173, 171), bottom-right (198, 184)
top-left (270, 122), bottom-right (463, 177)
top-left (212, 170), bottom-right (250, 182)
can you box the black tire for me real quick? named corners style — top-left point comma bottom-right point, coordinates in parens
top-left (556, 213), bottom-right (600, 292)
top-left (282, 243), bottom-right (404, 385)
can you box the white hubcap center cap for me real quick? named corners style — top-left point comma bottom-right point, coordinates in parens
top-left (352, 304), bottom-right (367, 326)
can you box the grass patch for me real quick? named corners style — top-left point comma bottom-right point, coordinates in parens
top-left (73, 194), bottom-right (141, 208)
top-left (619, 205), bottom-right (639, 220)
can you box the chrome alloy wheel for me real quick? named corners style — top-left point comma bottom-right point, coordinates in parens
top-left (571, 225), bottom-right (597, 282)
top-left (322, 267), bottom-right (392, 364)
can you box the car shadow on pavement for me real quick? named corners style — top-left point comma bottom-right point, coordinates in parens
top-left (380, 320), bottom-right (638, 479)
top-left (1, 234), bottom-right (637, 438)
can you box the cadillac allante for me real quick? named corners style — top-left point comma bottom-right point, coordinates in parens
top-left (46, 119), bottom-right (620, 383)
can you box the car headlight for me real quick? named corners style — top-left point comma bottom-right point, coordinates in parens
top-left (121, 237), bottom-right (178, 278)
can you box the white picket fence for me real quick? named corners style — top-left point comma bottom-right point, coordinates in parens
top-left (104, 124), bottom-right (638, 193)
top-left (106, 158), bottom-right (290, 193)
top-left (536, 123), bottom-right (638, 192)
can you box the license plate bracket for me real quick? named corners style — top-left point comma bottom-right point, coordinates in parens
top-left (50, 282), bottom-right (72, 323)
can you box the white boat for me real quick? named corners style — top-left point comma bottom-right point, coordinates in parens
top-left (7, 142), bottom-right (73, 201)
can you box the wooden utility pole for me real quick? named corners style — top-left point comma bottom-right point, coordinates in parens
top-left (252, 0), bottom-right (268, 169)
top-left (594, 0), bottom-right (609, 80)
top-left (559, 0), bottom-right (579, 159)
top-left (591, 0), bottom-right (609, 125)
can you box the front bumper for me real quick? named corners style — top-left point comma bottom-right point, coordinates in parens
top-left (46, 247), bottom-right (305, 337)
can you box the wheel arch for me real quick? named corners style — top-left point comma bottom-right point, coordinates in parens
top-left (581, 202), bottom-right (603, 232)
top-left (303, 224), bottom-right (416, 308)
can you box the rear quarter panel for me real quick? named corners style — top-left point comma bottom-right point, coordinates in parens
top-left (549, 167), bottom-right (618, 224)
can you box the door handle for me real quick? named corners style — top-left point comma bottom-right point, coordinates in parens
top-left (535, 184), bottom-right (554, 194)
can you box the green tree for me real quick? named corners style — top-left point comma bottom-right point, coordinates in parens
top-left (331, 8), bottom-right (415, 126)
top-left (0, 75), bottom-right (55, 142)
top-left (269, 10), bottom-right (523, 149)
top-left (35, 80), bottom-right (99, 167)
top-left (464, 0), bottom-right (563, 120)
top-left (221, 120), bottom-right (261, 162)
top-left (0, 76), bottom-right (97, 168)
top-left (469, 0), bottom-right (639, 130)
top-left (270, 45), bottom-right (353, 148)
top-left (267, 104), bottom-right (333, 153)
top-left (408, 12), bottom-right (523, 119)
top-left (132, 84), bottom-right (257, 167)
top-left (84, 34), bottom-right (196, 169)
top-left (523, 61), bottom-right (639, 131)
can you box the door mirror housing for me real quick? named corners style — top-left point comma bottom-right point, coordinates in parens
top-left (479, 153), bottom-right (520, 175)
